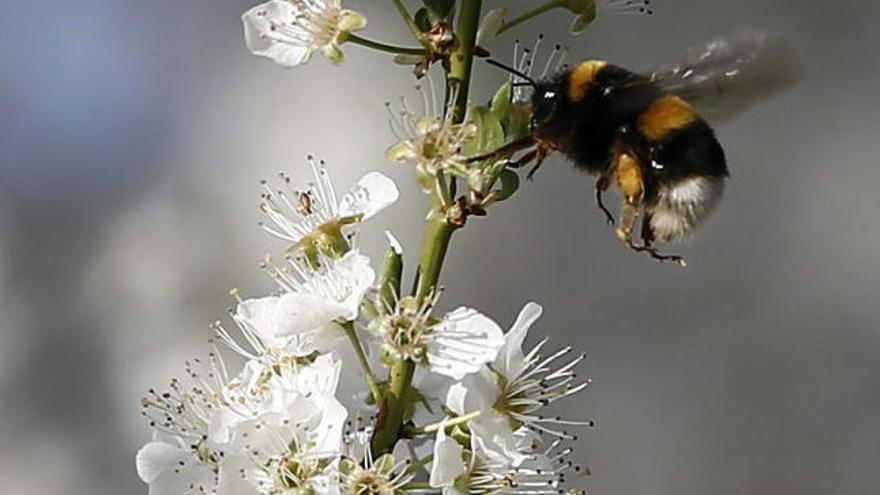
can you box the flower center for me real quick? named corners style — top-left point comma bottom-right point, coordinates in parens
top-left (302, 6), bottom-right (343, 47)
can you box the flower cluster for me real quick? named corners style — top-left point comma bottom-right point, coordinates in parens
top-left (136, 164), bottom-right (592, 495)
top-left (134, 0), bottom-right (659, 493)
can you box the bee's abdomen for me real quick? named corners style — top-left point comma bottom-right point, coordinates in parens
top-left (638, 96), bottom-right (729, 179)
top-left (637, 97), bottom-right (729, 241)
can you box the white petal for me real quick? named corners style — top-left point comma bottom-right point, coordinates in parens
top-left (496, 302), bottom-right (543, 377)
top-left (242, 2), bottom-right (311, 67)
top-left (234, 295), bottom-right (281, 340)
top-left (476, 8), bottom-right (506, 46)
top-left (445, 366), bottom-right (498, 415)
top-left (338, 172), bottom-right (399, 219)
top-left (136, 442), bottom-right (181, 483)
top-left (384, 230), bottom-right (403, 254)
top-left (273, 291), bottom-right (349, 337)
top-left (471, 413), bottom-right (528, 466)
top-left (430, 422), bottom-right (466, 488)
top-left (328, 250), bottom-right (375, 319)
top-left (136, 442), bottom-right (216, 495)
top-left (427, 307), bottom-right (505, 380)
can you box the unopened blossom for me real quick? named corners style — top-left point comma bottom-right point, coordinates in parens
top-left (136, 355), bottom-right (230, 495)
top-left (259, 156), bottom-right (399, 260)
top-left (385, 82), bottom-right (476, 183)
top-left (242, 0), bottom-right (367, 66)
top-left (368, 293), bottom-right (505, 380)
top-left (229, 250), bottom-right (375, 352)
top-left (446, 302), bottom-right (591, 465)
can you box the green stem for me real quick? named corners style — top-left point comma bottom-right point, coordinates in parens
top-left (370, 0), bottom-right (483, 459)
top-left (391, 0), bottom-right (431, 47)
top-left (347, 33), bottom-right (426, 56)
top-left (414, 218), bottom-right (458, 301)
top-left (496, 0), bottom-right (567, 36)
top-left (342, 321), bottom-right (383, 405)
top-left (403, 482), bottom-right (433, 490)
top-left (448, 0), bottom-right (483, 123)
top-left (370, 358), bottom-right (416, 455)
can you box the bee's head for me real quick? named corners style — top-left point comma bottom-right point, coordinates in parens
top-left (530, 78), bottom-right (566, 133)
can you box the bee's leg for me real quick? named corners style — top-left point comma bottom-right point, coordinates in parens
top-left (634, 214), bottom-right (687, 266)
top-left (525, 145), bottom-right (549, 181)
top-left (613, 151), bottom-right (644, 244)
top-left (466, 135), bottom-right (536, 163)
top-left (507, 149), bottom-right (538, 169)
top-left (594, 175), bottom-right (615, 225)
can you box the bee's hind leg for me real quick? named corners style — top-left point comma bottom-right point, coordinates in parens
top-left (594, 174), bottom-right (615, 225)
top-left (634, 215), bottom-right (687, 266)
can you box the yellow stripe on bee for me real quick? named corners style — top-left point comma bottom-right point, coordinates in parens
top-left (637, 96), bottom-right (698, 141)
top-left (567, 60), bottom-right (607, 101)
top-left (615, 152), bottom-right (644, 201)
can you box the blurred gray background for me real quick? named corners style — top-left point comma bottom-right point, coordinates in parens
top-left (1, 0), bottom-right (878, 493)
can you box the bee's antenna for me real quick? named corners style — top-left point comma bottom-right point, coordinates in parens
top-left (485, 58), bottom-right (538, 87)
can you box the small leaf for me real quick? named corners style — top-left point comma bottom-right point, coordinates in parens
top-left (424, 0), bottom-right (455, 21)
top-left (495, 169), bottom-right (520, 201)
top-left (462, 106), bottom-right (504, 158)
top-left (394, 54), bottom-right (424, 65)
top-left (506, 103), bottom-right (531, 141)
top-left (489, 82), bottom-right (512, 125)
top-left (414, 8), bottom-right (432, 32)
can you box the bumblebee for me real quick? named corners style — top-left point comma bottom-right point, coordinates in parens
top-left (480, 32), bottom-right (801, 265)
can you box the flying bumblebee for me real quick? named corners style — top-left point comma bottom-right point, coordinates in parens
top-left (477, 32), bottom-right (801, 265)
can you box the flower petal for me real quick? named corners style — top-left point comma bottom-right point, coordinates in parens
top-left (496, 302), bottom-right (543, 377)
top-left (476, 8), bottom-right (506, 46)
top-left (325, 250), bottom-right (376, 318)
top-left (135, 442), bottom-right (216, 495)
top-left (273, 291), bottom-right (350, 337)
top-left (242, 2), bottom-right (310, 67)
top-left (427, 307), bottom-right (505, 380)
top-left (471, 413), bottom-right (528, 466)
top-left (430, 422), bottom-right (466, 488)
top-left (338, 172), bottom-right (400, 220)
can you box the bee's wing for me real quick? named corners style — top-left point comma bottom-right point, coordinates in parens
top-left (638, 31), bottom-right (803, 123)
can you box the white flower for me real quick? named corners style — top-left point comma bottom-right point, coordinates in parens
top-left (221, 250), bottom-right (375, 353)
top-left (430, 425), bottom-right (570, 495)
top-left (385, 81), bottom-right (476, 182)
top-left (369, 293), bottom-right (505, 380)
top-left (214, 355), bottom-right (349, 495)
top-left (242, 0), bottom-right (367, 67)
top-left (259, 156), bottom-right (399, 257)
top-left (338, 451), bottom-right (412, 495)
top-left (446, 302), bottom-right (591, 465)
top-left (136, 355), bottom-right (230, 494)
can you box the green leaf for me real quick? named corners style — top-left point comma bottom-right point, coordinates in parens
top-left (489, 82), bottom-right (512, 125)
top-left (462, 106), bottom-right (504, 158)
top-left (506, 103), bottom-right (531, 141)
top-left (496, 169), bottom-right (520, 201)
top-left (414, 8), bottom-right (432, 32)
top-left (424, 0), bottom-right (455, 21)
